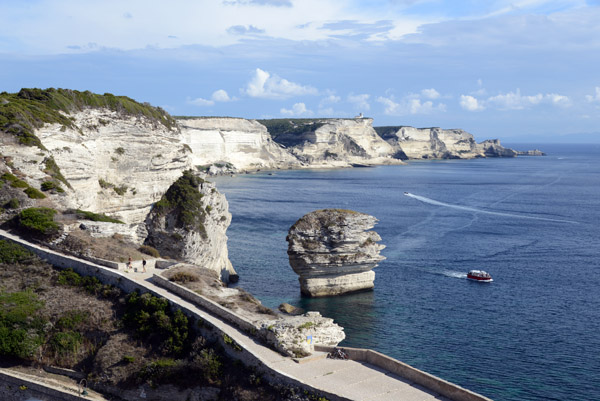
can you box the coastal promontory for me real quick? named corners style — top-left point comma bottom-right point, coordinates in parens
top-left (287, 209), bottom-right (386, 297)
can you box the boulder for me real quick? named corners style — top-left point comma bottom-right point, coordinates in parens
top-left (287, 209), bottom-right (385, 297)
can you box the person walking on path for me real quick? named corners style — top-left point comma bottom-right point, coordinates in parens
top-left (142, 259), bottom-right (147, 273)
top-left (127, 256), bottom-right (132, 271)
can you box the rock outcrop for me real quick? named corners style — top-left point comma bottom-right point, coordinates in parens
top-left (257, 311), bottom-right (345, 357)
top-left (287, 209), bottom-right (385, 297)
top-left (375, 126), bottom-right (517, 159)
top-left (179, 117), bottom-right (300, 172)
top-left (144, 172), bottom-right (236, 282)
top-left (264, 118), bottom-right (402, 168)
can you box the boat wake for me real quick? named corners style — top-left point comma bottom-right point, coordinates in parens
top-left (441, 270), bottom-right (468, 279)
top-left (404, 192), bottom-right (577, 224)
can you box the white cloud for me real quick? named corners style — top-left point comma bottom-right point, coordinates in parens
top-left (189, 97), bottom-right (214, 106)
top-left (461, 89), bottom-right (571, 111)
top-left (280, 102), bottom-right (313, 116)
top-left (421, 88), bottom-right (440, 99)
top-left (586, 87), bottom-right (600, 103)
top-left (460, 95), bottom-right (485, 111)
top-left (243, 68), bottom-right (318, 99)
top-left (377, 90), bottom-right (446, 115)
top-left (212, 89), bottom-right (232, 102)
top-left (347, 93), bottom-right (371, 111)
top-left (319, 95), bottom-right (341, 107)
top-left (487, 89), bottom-right (570, 110)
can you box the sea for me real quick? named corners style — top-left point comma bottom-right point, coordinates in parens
top-left (213, 144), bottom-right (600, 401)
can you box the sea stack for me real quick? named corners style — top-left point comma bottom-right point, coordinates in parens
top-left (287, 209), bottom-right (386, 297)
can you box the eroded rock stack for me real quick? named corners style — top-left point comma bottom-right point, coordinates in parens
top-left (287, 209), bottom-right (385, 297)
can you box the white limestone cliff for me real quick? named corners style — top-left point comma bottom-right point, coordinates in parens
top-left (375, 126), bottom-right (517, 159)
top-left (1, 108), bottom-right (235, 279)
top-left (287, 209), bottom-right (386, 297)
top-left (179, 117), bottom-right (300, 172)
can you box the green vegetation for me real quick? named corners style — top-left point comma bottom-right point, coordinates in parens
top-left (153, 170), bottom-right (207, 235)
top-left (4, 198), bottom-right (20, 209)
top-left (138, 245), bottom-right (160, 258)
top-left (49, 330), bottom-right (83, 356)
top-left (122, 355), bottom-right (135, 364)
top-left (169, 271), bottom-right (199, 283)
top-left (14, 207), bottom-right (60, 238)
top-left (114, 147), bottom-right (125, 155)
top-left (41, 181), bottom-right (65, 193)
top-left (0, 88), bottom-right (176, 149)
top-left (24, 187), bottom-right (46, 199)
top-left (75, 209), bottom-right (124, 224)
top-left (0, 291), bottom-right (47, 359)
top-left (98, 179), bottom-right (127, 196)
top-left (43, 156), bottom-right (71, 189)
top-left (257, 118), bottom-right (326, 147)
top-left (122, 291), bottom-right (191, 356)
top-left (0, 240), bottom-right (37, 264)
top-left (297, 322), bottom-right (315, 331)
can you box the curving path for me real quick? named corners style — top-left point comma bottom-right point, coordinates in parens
top-left (0, 229), bottom-right (489, 401)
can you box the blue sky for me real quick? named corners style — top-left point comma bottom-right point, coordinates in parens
top-left (2, 0), bottom-right (600, 142)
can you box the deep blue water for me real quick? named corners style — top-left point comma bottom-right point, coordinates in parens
top-left (213, 144), bottom-right (600, 401)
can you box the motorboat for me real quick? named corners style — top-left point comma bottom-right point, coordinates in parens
top-left (467, 270), bottom-right (493, 282)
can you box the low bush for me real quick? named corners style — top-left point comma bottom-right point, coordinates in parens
top-left (139, 245), bottom-right (160, 258)
top-left (49, 330), bottom-right (82, 356)
top-left (24, 187), bottom-right (46, 199)
top-left (5, 198), bottom-right (19, 209)
top-left (0, 291), bottom-right (47, 359)
top-left (123, 291), bottom-right (191, 356)
top-left (169, 271), bottom-right (199, 283)
top-left (75, 209), bottom-right (124, 224)
top-left (41, 181), bottom-right (65, 193)
top-left (0, 240), bottom-right (37, 264)
top-left (14, 207), bottom-right (60, 238)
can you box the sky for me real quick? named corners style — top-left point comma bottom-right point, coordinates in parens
top-left (2, 0), bottom-right (600, 143)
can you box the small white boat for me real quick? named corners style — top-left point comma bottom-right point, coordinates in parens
top-left (467, 270), bottom-right (493, 282)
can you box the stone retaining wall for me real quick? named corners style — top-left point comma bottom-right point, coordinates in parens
top-left (315, 345), bottom-right (493, 401)
top-left (0, 369), bottom-right (88, 401)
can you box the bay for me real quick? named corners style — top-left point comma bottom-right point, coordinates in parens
top-left (214, 144), bottom-right (600, 401)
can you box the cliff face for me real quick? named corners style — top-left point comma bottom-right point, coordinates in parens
top-left (179, 117), bottom-right (300, 172)
top-left (287, 209), bottom-right (386, 297)
top-left (262, 118), bottom-right (402, 168)
top-left (375, 126), bottom-right (516, 159)
top-left (1, 103), bottom-right (234, 279)
top-left (144, 175), bottom-right (235, 281)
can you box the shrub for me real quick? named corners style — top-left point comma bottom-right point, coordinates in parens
top-left (57, 269), bottom-right (105, 295)
top-left (0, 240), bottom-right (37, 264)
top-left (115, 147), bottom-right (125, 155)
top-left (24, 187), bottom-right (46, 199)
top-left (169, 271), bottom-right (199, 283)
top-left (55, 310), bottom-right (88, 330)
top-left (15, 207), bottom-right (60, 238)
top-left (75, 209), bottom-right (124, 224)
top-left (138, 245), bottom-right (160, 258)
top-left (123, 291), bottom-right (191, 356)
top-left (41, 181), bottom-right (64, 193)
top-left (113, 185), bottom-right (128, 196)
top-left (98, 178), bottom-right (112, 189)
top-left (43, 157), bottom-right (71, 188)
top-left (49, 330), bottom-right (82, 356)
top-left (153, 170), bottom-right (206, 234)
top-left (5, 198), bottom-right (19, 209)
top-left (0, 291), bottom-right (47, 359)
top-left (122, 355), bottom-right (135, 364)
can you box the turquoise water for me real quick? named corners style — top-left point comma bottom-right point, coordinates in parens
top-left (214, 144), bottom-right (600, 400)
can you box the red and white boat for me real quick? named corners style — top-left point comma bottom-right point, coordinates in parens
top-left (467, 270), bottom-right (493, 282)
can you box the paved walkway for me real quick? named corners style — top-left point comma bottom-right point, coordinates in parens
top-left (0, 230), bottom-right (463, 401)
top-left (125, 270), bottom-right (451, 400)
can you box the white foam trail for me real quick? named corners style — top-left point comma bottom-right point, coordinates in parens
top-left (404, 192), bottom-right (577, 224)
top-left (442, 270), bottom-right (468, 279)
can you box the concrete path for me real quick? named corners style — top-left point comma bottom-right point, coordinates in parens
top-left (0, 230), bottom-right (457, 401)
top-left (124, 271), bottom-right (451, 400)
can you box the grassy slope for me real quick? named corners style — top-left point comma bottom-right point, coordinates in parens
top-left (0, 88), bottom-right (176, 149)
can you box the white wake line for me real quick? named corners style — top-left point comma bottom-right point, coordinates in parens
top-left (404, 193), bottom-right (578, 224)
